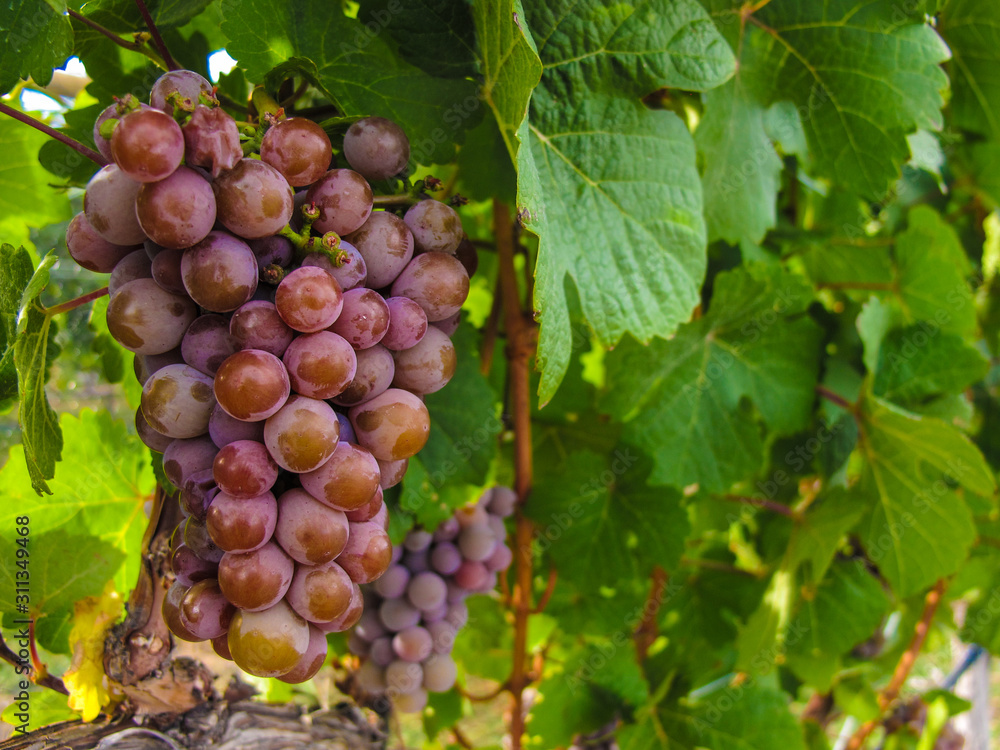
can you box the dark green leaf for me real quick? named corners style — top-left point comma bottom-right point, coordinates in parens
top-left (939, 0), bottom-right (1000, 138)
top-left (0, 244), bottom-right (34, 411)
top-left (0, 1), bottom-right (73, 94)
top-left (874, 327), bottom-right (989, 406)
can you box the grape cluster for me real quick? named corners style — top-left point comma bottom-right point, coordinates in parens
top-left (348, 487), bottom-right (516, 713)
top-left (68, 69), bottom-right (475, 682)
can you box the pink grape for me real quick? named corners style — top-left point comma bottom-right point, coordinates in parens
top-left (136, 166), bottom-right (217, 249)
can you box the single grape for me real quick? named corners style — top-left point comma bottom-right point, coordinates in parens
top-left (170, 544), bottom-right (218, 587)
top-left (260, 117), bottom-right (333, 187)
top-left (277, 624), bottom-right (328, 684)
top-left (282, 331), bottom-right (356, 399)
top-left (179, 469), bottom-right (217, 519)
top-left (354, 607), bottom-right (387, 643)
top-left (150, 70), bottom-right (214, 115)
top-left (369, 637), bottom-right (395, 667)
top-left (337, 521), bottom-right (392, 583)
top-left (345, 486), bottom-right (384, 524)
top-left (337, 412), bottom-right (356, 443)
top-left (230, 301), bottom-right (295, 358)
top-left (299, 441), bottom-right (380, 512)
top-left (93, 99), bottom-right (152, 161)
top-left (150, 247), bottom-right (186, 294)
top-left (403, 548), bottom-right (429, 574)
top-left (349, 388), bottom-right (430, 461)
top-left (134, 348), bottom-right (185, 386)
top-left (208, 402), bottom-right (266, 448)
top-left (144, 238), bottom-right (168, 260)
top-left (485, 486), bottom-right (517, 517)
top-left (314, 583), bottom-right (364, 633)
top-left (206, 488), bottom-right (276, 555)
top-left (183, 517), bottom-right (224, 563)
top-left (393, 626), bottom-right (432, 663)
top-left (213, 440), bottom-right (279, 498)
top-left (385, 660), bottom-right (423, 694)
top-left (455, 238), bottom-right (479, 277)
top-left (162, 581), bottom-right (203, 642)
top-left (275, 266), bottom-right (344, 333)
top-left (426, 620), bottom-right (457, 655)
top-left (248, 235), bottom-right (294, 271)
top-left (445, 581), bottom-right (467, 604)
top-left (421, 653), bottom-right (457, 693)
top-left (330, 344), bottom-right (393, 408)
top-left (66, 212), bottom-right (137, 273)
top-left (136, 166), bottom-right (217, 249)
top-left (487, 513), bottom-right (506, 542)
top-left (453, 560), bottom-right (490, 591)
top-left (403, 530), bottom-right (432, 552)
top-left (306, 169), bottom-right (373, 236)
top-left (369, 499), bottom-right (389, 532)
top-left (273, 488), bottom-right (349, 565)
top-left (328, 288), bottom-right (390, 350)
top-left (136, 407), bottom-right (173, 453)
top-left (301, 241), bottom-right (367, 290)
top-left (432, 517), bottom-right (459, 542)
top-left (84, 165), bottom-right (145, 246)
top-left (407, 571), bottom-right (447, 612)
top-left (263, 395), bottom-right (341, 473)
top-left (354, 660), bottom-right (387, 692)
top-left (162, 435), bottom-right (217, 489)
top-left (390, 252), bottom-right (469, 322)
top-left (394, 688), bottom-right (429, 713)
top-left (218, 541), bottom-right (294, 611)
top-left (432, 311), bottom-right (461, 336)
top-left (227, 600), bottom-right (310, 678)
top-left (109, 249), bottom-right (152, 297)
top-left (179, 578), bottom-right (234, 640)
top-left (485, 542), bottom-right (513, 573)
top-left (285, 560), bottom-right (354, 623)
top-left (381, 297), bottom-right (428, 351)
top-left (342, 116), bottom-right (410, 181)
top-left (182, 104), bottom-right (242, 178)
top-left (212, 633), bottom-right (233, 661)
top-left (379, 598), bottom-right (421, 631)
top-left (404, 200), bottom-right (463, 255)
top-left (373, 564), bottom-right (410, 599)
top-left (181, 314), bottom-right (238, 376)
top-left (445, 600), bottom-right (469, 629)
top-left (455, 505), bottom-right (489, 528)
top-left (111, 108), bottom-right (184, 182)
top-left (377, 457), bottom-right (408, 490)
top-left (106, 278), bottom-right (196, 356)
top-left (214, 349), bottom-right (291, 422)
top-left (141, 364), bottom-right (215, 439)
top-left (181, 231), bottom-right (259, 313)
top-left (429, 542), bottom-right (461, 576)
top-left (213, 158), bottom-right (294, 239)
top-left (391, 326), bottom-right (456, 395)
top-left (458, 523), bottom-right (497, 562)
top-left (344, 211), bottom-right (414, 289)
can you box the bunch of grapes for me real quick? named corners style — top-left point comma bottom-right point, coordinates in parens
top-left (68, 68), bottom-right (476, 682)
top-left (348, 486), bottom-right (516, 712)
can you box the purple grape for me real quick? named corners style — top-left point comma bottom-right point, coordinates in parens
top-left (385, 660), bottom-right (423, 694)
top-left (306, 169), bottom-right (373, 236)
top-left (445, 601), bottom-right (469, 629)
top-left (93, 99), bottom-right (152, 161)
top-left (136, 166), bottom-right (217, 249)
top-left (403, 530), bottom-right (432, 552)
top-left (337, 412), bottom-right (356, 443)
top-left (390, 252), bottom-right (469, 322)
top-left (301, 241), bottom-right (366, 290)
top-left (111, 108), bottom-right (184, 183)
top-left (179, 469), bottom-right (218, 519)
top-left (183, 517), bottom-right (224, 563)
top-left (84, 165), bottom-right (145, 246)
top-left (213, 440), bottom-right (279, 499)
top-left (182, 105), bottom-right (242, 177)
top-left (278, 624), bottom-right (329, 684)
top-left (181, 314), bottom-right (238, 376)
top-left (208, 402), bottom-right (266, 448)
top-left (150, 70), bottom-right (213, 115)
top-left (263, 395), bottom-right (341, 473)
top-left (392, 626), bottom-right (432, 662)
top-left (150, 247), bottom-right (185, 294)
top-left (170, 544), bottom-right (218, 587)
top-left (429, 542), bottom-right (462, 576)
top-left (330, 344), bottom-right (393, 408)
top-left (432, 517), bottom-right (460, 542)
top-left (213, 158), bottom-right (294, 239)
top-left (355, 608), bottom-right (387, 642)
top-left (230, 301), bottom-right (295, 357)
top-left (107, 279), bottom-right (197, 355)
top-left (328, 288), bottom-right (389, 350)
top-left (275, 266), bottom-right (344, 333)
top-left (370, 637), bottom-right (395, 667)
top-left (426, 620), bottom-right (457, 654)
top-left (377, 457), bottom-right (408, 490)
top-left (66, 212), bottom-right (137, 273)
top-left (109, 250), bottom-right (152, 296)
top-left (486, 486), bottom-right (517, 518)
top-left (283, 331), bottom-right (357, 400)
top-left (485, 543), bottom-right (513, 573)
top-left (248, 235), bottom-right (295, 270)
top-left (181, 231), bottom-right (258, 313)
top-left (379, 598), bottom-right (421, 631)
top-left (432, 311), bottom-right (461, 336)
top-left (274, 488), bottom-right (349, 566)
top-left (404, 200), bottom-right (463, 255)
top-left (403, 548), bottom-right (429, 574)
top-left (407, 571), bottom-right (447, 612)
top-left (136, 407), bottom-right (172, 453)
top-left (162, 436), bottom-right (218, 489)
top-left (260, 117), bottom-right (333, 187)
top-left (141, 364), bottom-right (215, 439)
top-left (206, 490), bottom-right (278, 553)
top-left (382, 296), bottom-right (428, 351)
top-left (218, 541), bottom-right (294, 612)
top-left (421, 654), bottom-right (457, 692)
top-left (344, 211), bottom-right (413, 289)
top-left (179, 579), bottom-right (234, 640)
top-left (391, 325), bottom-right (456, 395)
top-left (342, 116), bottom-right (410, 181)
top-left (373, 564), bottom-right (410, 599)
top-left (214, 349), bottom-right (291, 422)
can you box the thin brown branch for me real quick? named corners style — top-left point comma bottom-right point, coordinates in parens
top-left (494, 198), bottom-right (537, 750)
top-left (43, 287), bottom-right (109, 317)
top-left (531, 567), bottom-right (558, 615)
top-left (133, 0), bottom-right (178, 70)
top-left (452, 725), bottom-right (474, 749)
top-left (717, 494), bottom-right (797, 519)
top-left (65, 9), bottom-right (166, 68)
top-left (0, 631), bottom-right (69, 695)
top-left (846, 579), bottom-right (948, 750)
top-left (634, 566), bottom-right (668, 663)
top-left (815, 384), bottom-right (853, 411)
top-left (457, 681), bottom-right (507, 703)
top-left (371, 193), bottom-right (418, 207)
top-left (0, 103), bottom-right (107, 166)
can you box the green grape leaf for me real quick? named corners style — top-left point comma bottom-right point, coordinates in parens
top-left (74, 0), bottom-right (214, 32)
top-left (0, 117), bottom-right (73, 229)
top-left (602, 265), bottom-right (821, 492)
top-left (0, 244), bottom-right (34, 411)
top-left (1, 687), bottom-right (75, 734)
top-left (518, 0), bottom-right (734, 403)
top-left (786, 489), bottom-right (868, 585)
top-left (527, 448), bottom-right (687, 591)
top-left (220, 0), bottom-right (480, 165)
top-left (0, 530), bottom-right (123, 620)
top-left (800, 244), bottom-right (894, 287)
top-left (785, 561), bottom-right (888, 687)
top-left (13, 252), bottom-right (62, 495)
top-left (0, 1), bottom-right (73, 94)
top-left (621, 685), bottom-right (806, 750)
top-left (732, 1), bottom-right (950, 200)
top-left (0, 410), bottom-right (155, 591)
top-left (939, 0), bottom-right (1000, 138)
top-left (696, 78), bottom-right (783, 246)
top-left (474, 0), bottom-right (542, 161)
top-left (873, 327), bottom-right (989, 407)
top-left (357, 0), bottom-right (477, 79)
top-left (857, 396), bottom-right (995, 597)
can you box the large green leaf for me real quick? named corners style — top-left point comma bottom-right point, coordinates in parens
top-left (519, 0), bottom-right (734, 403)
top-left (528, 448), bottom-right (687, 592)
top-left (0, 117), bottom-right (73, 229)
top-left (939, 0), bottom-right (1000, 138)
top-left (856, 396), bottom-right (994, 596)
top-left (0, 0), bottom-right (73, 94)
top-left (602, 265), bottom-right (821, 492)
top-left (873, 327), bottom-right (989, 406)
top-left (0, 244), bottom-right (34, 411)
top-left (220, 0), bottom-right (479, 164)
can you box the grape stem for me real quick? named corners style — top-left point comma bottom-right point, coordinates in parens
top-left (65, 9), bottom-right (167, 69)
top-left (845, 578), bottom-right (948, 750)
top-left (494, 199), bottom-right (538, 750)
top-left (276, 222), bottom-right (348, 268)
top-left (372, 194), bottom-right (418, 207)
top-left (0, 632), bottom-right (68, 695)
top-left (42, 286), bottom-right (109, 317)
top-left (0, 103), bottom-right (108, 166)
top-left (132, 0), bottom-right (178, 70)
